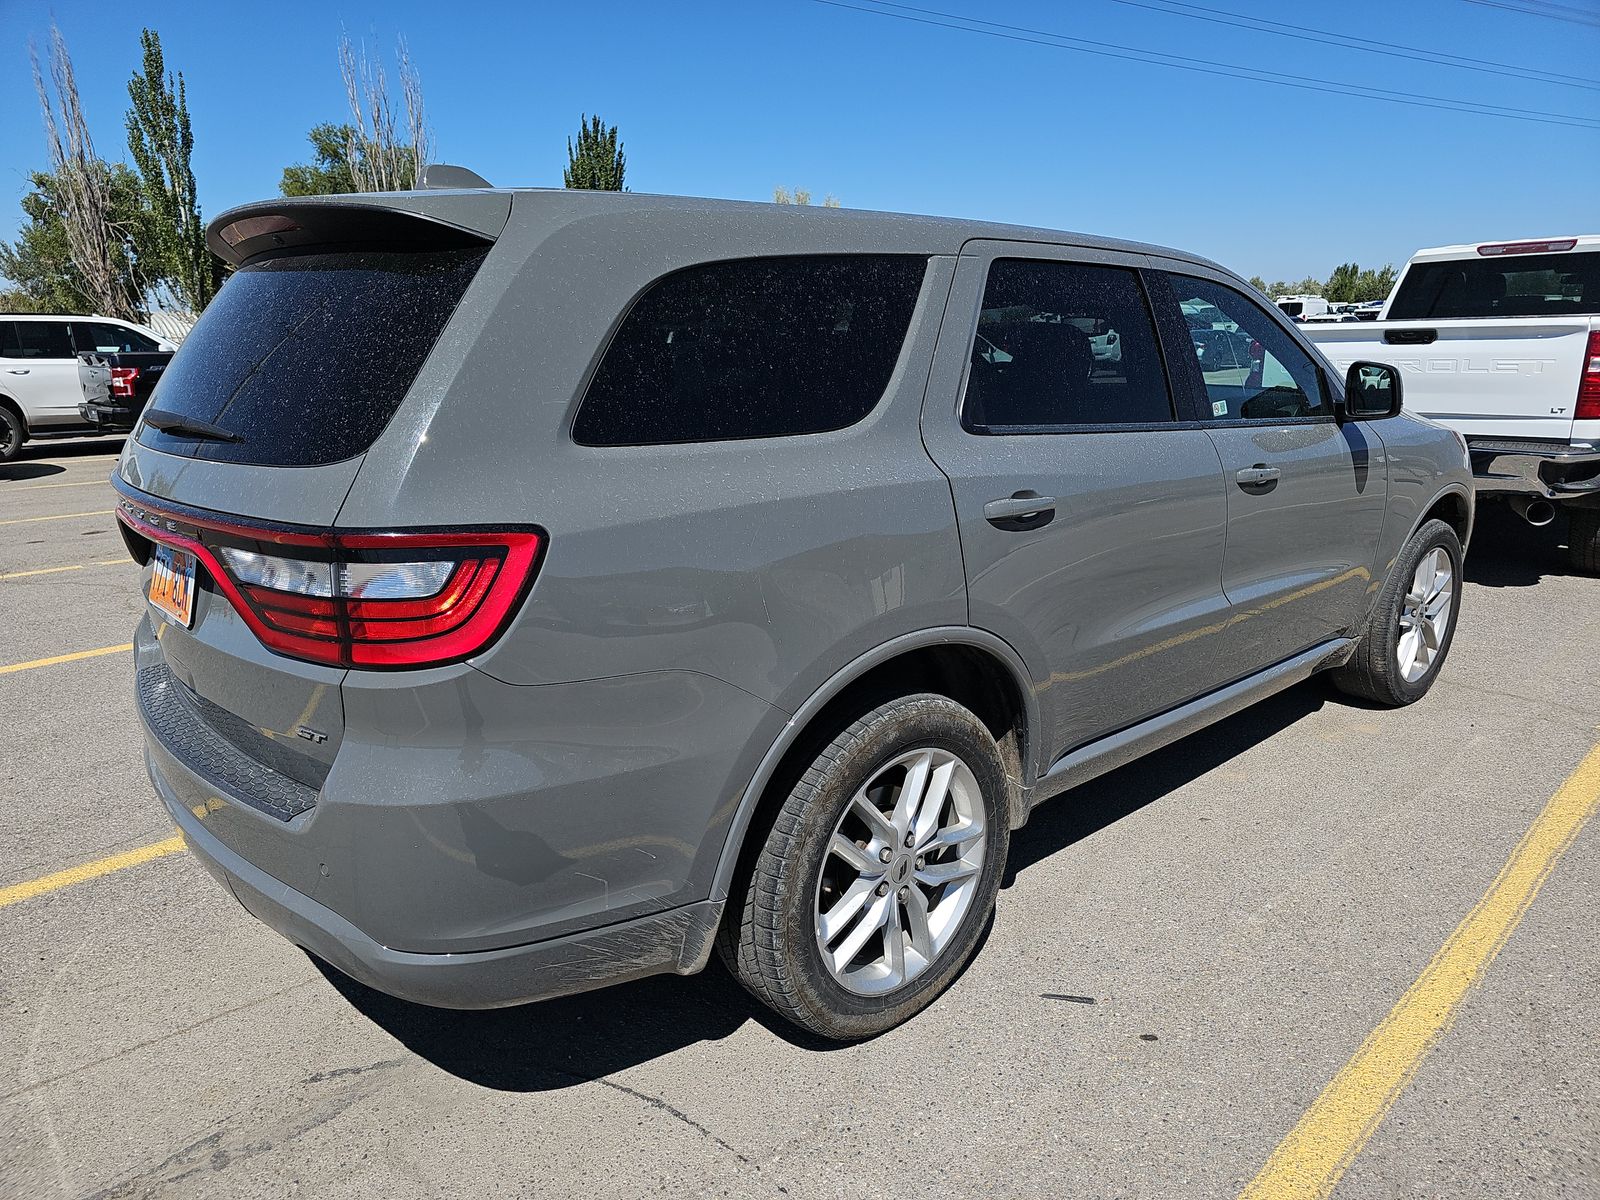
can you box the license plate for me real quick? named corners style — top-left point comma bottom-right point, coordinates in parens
top-left (148, 544), bottom-right (197, 628)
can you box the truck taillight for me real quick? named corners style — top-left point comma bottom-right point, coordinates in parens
top-left (110, 366), bottom-right (140, 398)
top-left (114, 493), bottom-right (544, 669)
top-left (1578, 331), bottom-right (1600, 422)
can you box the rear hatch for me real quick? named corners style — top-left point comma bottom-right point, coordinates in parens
top-left (117, 193), bottom-right (510, 852)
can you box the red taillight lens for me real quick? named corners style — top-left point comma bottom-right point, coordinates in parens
top-left (114, 493), bottom-right (544, 669)
top-left (110, 366), bottom-right (140, 398)
top-left (1577, 331), bottom-right (1600, 422)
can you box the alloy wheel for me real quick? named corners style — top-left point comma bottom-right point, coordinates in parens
top-left (814, 747), bottom-right (986, 996)
top-left (1396, 546), bottom-right (1454, 683)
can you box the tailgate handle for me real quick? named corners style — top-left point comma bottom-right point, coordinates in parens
top-left (1384, 328), bottom-right (1436, 345)
top-left (984, 492), bottom-right (1056, 526)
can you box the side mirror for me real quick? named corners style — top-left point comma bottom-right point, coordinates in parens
top-left (1344, 360), bottom-right (1403, 419)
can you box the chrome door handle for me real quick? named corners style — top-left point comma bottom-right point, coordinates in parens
top-left (5, 368), bottom-right (29, 375)
top-left (983, 493), bottom-right (1056, 524)
top-left (1235, 465), bottom-right (1281, 487)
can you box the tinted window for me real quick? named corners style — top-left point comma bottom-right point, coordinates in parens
top-left (963, 260), bottom-right (1172, 430)
top-left (136, 247), bottom-right (487, 466)
top-left (73, 322), bottom-right (158, 354)
top-left (573, 255), bottom-right (926, 446)
top-left (1168, 277), bottom-right (1328, 421)
top-left (1387, 250), bottom-right (1600, 319)
top-left (1, 320), bottom-right (74, 359)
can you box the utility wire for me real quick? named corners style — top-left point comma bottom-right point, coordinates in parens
top-left (1462, 0), bottom-right (1600, 28)
top-left (814, 0), bottom-right (1600, 129)
top-left (1106, 0), bottom-right (1600, 90)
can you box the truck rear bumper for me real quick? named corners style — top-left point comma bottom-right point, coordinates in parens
top-left (1466, 439), bottom-right (1600, 500)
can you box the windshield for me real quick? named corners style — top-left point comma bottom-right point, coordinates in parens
top-left (136, 247), bottom-right (487, 466)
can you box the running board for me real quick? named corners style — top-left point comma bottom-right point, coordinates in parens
top-left (1028, 638), bottom-right (1355, 810)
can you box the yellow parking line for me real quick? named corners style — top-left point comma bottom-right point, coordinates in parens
top-left (0, 836), bottom-right (185, 909)
top-left (0, 559), bottom-right (129, 581)
top-left (0, 644), bottom-right (133, 675)
top-left (6, 479), bottom-right (112, 491)
top-left (1238, 741), bottom-right (1600, 1200)
top-left (0, 509), bottom-right (114, 526)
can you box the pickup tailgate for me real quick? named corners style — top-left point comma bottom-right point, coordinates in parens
top-left (1306, 318), bottom-right (1593, 440)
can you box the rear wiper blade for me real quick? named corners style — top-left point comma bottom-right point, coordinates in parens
top-left (141, 409), bottom-right (243, 443)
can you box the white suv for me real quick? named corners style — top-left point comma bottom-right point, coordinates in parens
top-left (0, 314), bottom-right (175, 460)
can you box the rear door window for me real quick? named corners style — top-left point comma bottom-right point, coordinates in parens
top-left (1, 320), bottom-right (74, 359)
top-left (573, 255), bottom-right (927, 446)
top-left (73, 322), bottom-right (159, 354)
top-left (963, 259), bottom-right (1173, 430)
top-left (1388, 250), bottom-right (1600, 319)
top-left (1165, 276), bottom-right (1329, 421)
top-left (135, 247), bottom-right (487, 466)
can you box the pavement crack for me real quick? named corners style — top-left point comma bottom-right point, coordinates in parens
top-left (575, 1071), bottom-right (752, 1165)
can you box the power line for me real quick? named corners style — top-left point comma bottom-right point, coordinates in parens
top-left (1107, 0), bottom-right (1600, 91)
top-left (1462, 0), bottom-right (1600, 28)
top-left (813, 0), bottom-right (1600, 129)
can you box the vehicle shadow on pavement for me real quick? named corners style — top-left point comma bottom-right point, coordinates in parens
top-left (1465, 504), bottom-right (1577, 588)
top-left (12, 436), bottom-right (125, 462)
top-left (0, 461), bottom-right (66, 481)
top-left (318, 684), bottom-right (1335, 1086)
top-left (1003, 681), bottom-right (1328, 883)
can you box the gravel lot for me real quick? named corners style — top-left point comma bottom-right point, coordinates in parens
top-left (3, 438), bottom-right (1597, 1199)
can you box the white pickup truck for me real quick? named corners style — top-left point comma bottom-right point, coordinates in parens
top-left (1304, 236), bottom-right (1600, 570)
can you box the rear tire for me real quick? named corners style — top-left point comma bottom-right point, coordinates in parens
top-left (1567, 506), bottom-right (1600, 574)
top-left (1330, 518), bottom-right (1462, 707)
top-left (0, 406), bottom-right (24, 462)
top-left (719, 693), bottom-right (1010, 1041)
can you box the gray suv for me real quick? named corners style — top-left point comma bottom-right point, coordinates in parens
top-left (116, 189), bottom-right (1472, 1040)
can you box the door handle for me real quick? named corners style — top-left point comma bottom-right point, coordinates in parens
top-left (5, 368), bottom-right (29, 375)
top-left (984, 492), bottom-right (1056, 525)
top-left (1235, 465), bottom-right (1281, 488)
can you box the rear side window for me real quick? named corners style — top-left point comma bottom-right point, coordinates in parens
top-left (1388, 251), bottom-right (1600, 319)
top-left (73, 322), bottom-right (158, 354)
top-left (136, 247), bottom-right (487, 466)
top-left (1, 320), bottom-right (74, 359)
top-left (573, 255), bottom-right (926, 446)
top-left (964, 259), bottom-right (1172, 430)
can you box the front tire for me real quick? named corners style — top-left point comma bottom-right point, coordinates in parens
top-left (720, 693), bottom-right (1010, 1041)
top-left (1330, 518), bottom-right (1462, 707)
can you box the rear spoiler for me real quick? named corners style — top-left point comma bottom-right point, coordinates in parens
top-left (206, 190), bottom-right (511, 266)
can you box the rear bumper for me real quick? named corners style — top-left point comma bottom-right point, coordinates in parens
top-left (151, 747), bottom-right (724, 1009)
top-left (1466, 439), bottom-right (1600, 500)
top-left (78, 401), bottom-right (140, 432)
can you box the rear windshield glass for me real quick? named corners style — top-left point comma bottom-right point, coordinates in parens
top-left (1387, 250), bottom-right (1600, 320)
top-left (573, 255), bottom-right (926, 446)
top-left (136, 247), bottom-right (487, 466)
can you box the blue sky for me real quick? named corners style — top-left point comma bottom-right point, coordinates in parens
top-left (2, 0), bottom-right (1597, 281)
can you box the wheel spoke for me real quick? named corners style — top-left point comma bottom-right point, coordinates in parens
top-left (830, 893), bottom-right (889, 971)
top-left (819, 876), bottom-right (875, 942)
top-left (918, 818), bottom-right (981, 855)
top-left (904, 884), bottom-right (933, 960)
top-left (829, 833), bottom-right (879, 875)
top-left (911, 759), bottom-right (956, 848)
top-left (891, 750), bottom-right (934, 837)
top-left (848, 791), bottom-right (896, 844)
top-left (883, 895), bottom-right (906, 985)
top-left (916, 857), bottom-right (979, 888)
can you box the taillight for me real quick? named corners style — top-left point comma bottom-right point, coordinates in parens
top-left (114, 490), bottom-right (543, 669)
top-left (110, 366), bottom-right (140, 398)
top-left (1578, 331), bottom-right (1600, 422)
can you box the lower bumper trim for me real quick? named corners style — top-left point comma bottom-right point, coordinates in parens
top-left (152, 752), bottom-right (724, 1010)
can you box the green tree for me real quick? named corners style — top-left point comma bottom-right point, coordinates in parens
top-left (1355, 264), bottom-right (1398, 302)
top-left (126, 28), bottom-right (217, 312)
top-left (773, 186), bottom-right (841, 207)
top-left (1246, 275), bottom-right (1269, 294)
top-left (0, 166), bottom-right (155, 315)
top-left (563, 115), bottom-right (626, 191)
top-left (281, 123), bottom-right (359, 196)
top-left (1324, 262), bottom-right (1361, 304)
